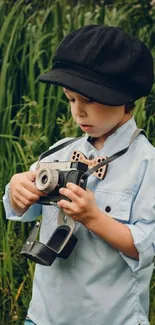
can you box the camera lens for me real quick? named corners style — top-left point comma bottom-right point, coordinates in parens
top-left (41, 175), bottom-right (48, 184)
top-left (36, 167), bottom-right (59, 193)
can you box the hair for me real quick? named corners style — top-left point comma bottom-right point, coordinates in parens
top-left (125, 101), bottom-right (135, 113)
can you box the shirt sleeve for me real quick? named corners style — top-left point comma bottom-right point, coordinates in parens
top-left (3, 162), bottom-right (42, 222)
top-left (119, 155), bottom-right (155, 272)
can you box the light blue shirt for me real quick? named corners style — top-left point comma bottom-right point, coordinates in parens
top-left (3, 117), bottom-right (155, 325)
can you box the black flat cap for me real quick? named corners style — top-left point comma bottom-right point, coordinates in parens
top-left (39, 25), bottom-right (154, 106)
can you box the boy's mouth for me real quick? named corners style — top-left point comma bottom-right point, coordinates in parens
top-left (79, 124), bottom-right (93, 131)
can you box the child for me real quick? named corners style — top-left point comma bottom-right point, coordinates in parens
top-left (3, 25), bottom-right (155, 325)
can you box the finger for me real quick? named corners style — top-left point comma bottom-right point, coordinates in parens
top-left (21, 179), bottom-right (46, 197)
top-left (57, 202), bottom-right (71, 214)
top-left (11, 172), bottom-right (45, 197)
top-left (27, 171), bottom-right (38, 181)
top-left (57, 199), bottom-right (73, 210)
top-left (16, 187), bottom-right (41, 203)
top-left (61, 208), bottom-right (74, 216)
top-left (59, 187), bottom-right (80, 203)
top-left (14, 192), bottom-right (34, 209)
top-left (66, 182), bottom-right (86, 197)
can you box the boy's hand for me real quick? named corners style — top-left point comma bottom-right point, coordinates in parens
top-left (57, 182), bottom-right (99, 227)
top-left (9, 171), bottom-right (45, 215)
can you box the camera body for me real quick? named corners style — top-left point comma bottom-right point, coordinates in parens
top-left (36, 160), bottom-right (88, 205)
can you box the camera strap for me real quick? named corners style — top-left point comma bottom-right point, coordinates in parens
top-left (80, 128), bottom-right (145, 184)
top-left (37, 129), bottom-right (145, 168)
top-left (38, 137), bottom-right (82, 163)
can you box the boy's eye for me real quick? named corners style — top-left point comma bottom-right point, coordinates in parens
top-left (68, 98), bottom-right (94, 104)
top-left (68, 98), bottom-right (75, 102)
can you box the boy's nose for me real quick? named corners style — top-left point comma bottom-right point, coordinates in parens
top-left (73, 102), bottom-right (87, 117)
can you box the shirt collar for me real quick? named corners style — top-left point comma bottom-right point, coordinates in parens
top-left (85, 116), bottom-right (138, 155)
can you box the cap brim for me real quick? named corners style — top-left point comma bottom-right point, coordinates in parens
top-left (38, 69), bottom-right (133, 106)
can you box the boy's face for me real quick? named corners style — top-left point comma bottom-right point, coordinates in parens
top-left (63, 89), bottom-right (132, 142)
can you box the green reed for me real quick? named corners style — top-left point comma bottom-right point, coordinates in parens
top-left (0, 0), bottom-right (155, 324)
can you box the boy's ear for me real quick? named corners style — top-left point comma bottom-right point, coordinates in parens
top-left (125, 102), bottom-right (135, 113)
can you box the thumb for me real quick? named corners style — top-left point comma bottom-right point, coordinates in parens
top-left (27, 170), bottom-right (38, 182)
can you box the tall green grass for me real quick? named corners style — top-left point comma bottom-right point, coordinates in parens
top-left (0, 0), bottom-right (155, 324)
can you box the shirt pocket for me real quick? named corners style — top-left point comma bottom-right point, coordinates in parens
top-left (94, 190), bottom-right (132, 223)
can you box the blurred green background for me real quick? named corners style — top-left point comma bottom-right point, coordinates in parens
top-left (0, 0), bottom-right (155, 324)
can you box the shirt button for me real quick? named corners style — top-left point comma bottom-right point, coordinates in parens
top-left (105, 206), bottom-right (111, 213)
top-left (89, 154), bottom-right (95, 160)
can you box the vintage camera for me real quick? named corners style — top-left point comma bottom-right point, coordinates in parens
top-left (35, 160), bottom-right (88, 205)
top-left (20, 160), bottom-right (89, 266)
